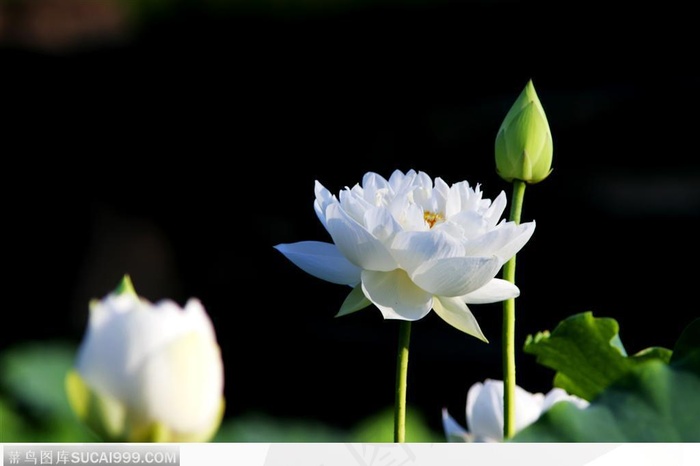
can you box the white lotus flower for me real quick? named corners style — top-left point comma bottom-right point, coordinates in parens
top-left (442, 379), bottom-right (589, 442)
top-left (66, 276), bottom-right (225, 442)
top-left (274, 169), bottom-right (535, 341)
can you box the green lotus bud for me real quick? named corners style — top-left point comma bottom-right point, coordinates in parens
top-left (495, 80), bottom-right (553, 184)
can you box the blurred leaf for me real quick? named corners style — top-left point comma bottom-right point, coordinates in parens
top-left (1, 341), bottom-right (77, 417)
top-left (670, 318), bottom-right (700, 374)
top-left (350, 406), bottom-right (443, 442)
top-left (524, 312), bottom-right (672, 400)
top-left (1, 341), bottom-right (96, 442)
top-left (214, 407), bottom-right (443, 442)
top-left (213, 413), bottom-right (346, 442)
top-left (512, 360), bottom-right (700, 441)
top-left (1, 396), bottom-right (33, 442)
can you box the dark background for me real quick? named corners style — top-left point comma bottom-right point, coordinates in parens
top-left (4, 0), bottom-right (700, 435)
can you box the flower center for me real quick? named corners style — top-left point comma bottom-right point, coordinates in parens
top-left (423, 211), bottom-right (444, 228)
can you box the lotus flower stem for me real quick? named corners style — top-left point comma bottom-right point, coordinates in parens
top-left (394, 321), bottom-right (412, 442)
top-left (502, 179), bottom-right (526, 439)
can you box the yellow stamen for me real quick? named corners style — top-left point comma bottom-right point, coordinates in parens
top-left (423, 211), bottom-right (444, 228)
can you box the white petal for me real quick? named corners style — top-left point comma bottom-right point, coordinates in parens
top-left (514, 387), bottom-right (545, 432)
top-left (463, 221), bottom-right (536, 263)
top-left (455, 181), bottom-right (482, 212)
top-left (134, 330), bottom-right (224, 434)
top-left (361, 269), bottom-right (433, 321)
top-left (495, 221), bottom-right (536, 261)
top-left (390, 230), bottom-right (465, 274)
top-left (391, 199), bottom-right (426, 231)
top-left (364, 206), bottom-right (402, 241)
top-left (465, 381), bottom-right (482, 430)
top-left (415, 171), bottom-right (433, 189)
top-left (339, 188), bottom-right (372, 224)
top-left (467, 379), bottom-right (504, 442)
top-left (466, 379), bottom-right (546, 441)
top-left (461, 279), bottom-right (520, 304)
top-left (313, 180), bottom-right (336, 230)
top-left (274, 241), bottom-right (361, 285)
top-left (442, 408), bottom-right (471, 442)
top-left (388, 169), bottom-right (415, 193)
top-left (325, 203), bottom-right (398, 271)
top-left (446, 210), bottom-right (489, 238)
top-left (411, 256), bottom-right (500, 297)
top-left (482, 191), bottom-right (508, 228)
top-left (444, 182), bottom-right (463, 218)
top-left (542, 388), bottom-right (589, 412)
top-left (432, 296), bottom-right (487, 341)
top-left (361, 172), bottom-right (391, 203)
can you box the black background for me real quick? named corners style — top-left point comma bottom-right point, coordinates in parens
top-left (4, 1), bottom-right (700, 434)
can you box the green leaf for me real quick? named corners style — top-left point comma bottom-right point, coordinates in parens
top-left (1, 396), bottom-right (32, 442)
top-left (350, 406), bottom-right (444, 442)
top-left (1, 341), bottom-right (79, 417)
top-left (670, 318), bottom-right (700, 374)
top-left (213, 413), bottom-right (346, 442)
top-left (523, 312), bottom-right (672, 401)
top-left (1, 342), bottom-right (96, 442)
top-left (512, 360), bottom-right (700, 441)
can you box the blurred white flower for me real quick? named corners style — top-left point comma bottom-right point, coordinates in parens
top-left (66, 276), bottom-right (225, 442)
top-left (442, 379), bottom-right (588, 442)
top-left (275, 169), bottom-right (535, 341)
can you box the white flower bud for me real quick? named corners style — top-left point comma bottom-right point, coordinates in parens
top-left (66, 276), bottom-right (225, 442)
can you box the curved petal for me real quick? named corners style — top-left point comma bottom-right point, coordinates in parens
top-left (442, 408), bottom-right (471, 442)
top-left (388, 169), bottom-right (416, 193)
top-left (325, 203), bottom-right (398, 271)
top-left (415, 171), bottom-right (433, 189)
top-left (461, 279), bottom-right (520, 304)
top-left (463, 221), bottom-right (536, 263)
top-left (467, 380), bottom-right (503, 442)
top-left (465, 381), bottom-right (481, 431)
top-left (514, 387), bottom-right (545, 433)
top-left (466, 379), bottom-right (546, 441)
top-left (542, 388), bottom-right (589, 412)
top-left (134, 331), bottom-right (223, 434)
top-left (453, 181), bottom-right (482, 212)
top-left (496, 221), bottom-right (535, 261)
top-left (432, 296), bottom-right (487, 341)
top-left (339, 188), bottom-right (372, 224)
top-left (274, 241), bottom-right (361, 285)
top-left (445, 210), bottom-right (489, 238)
top-left (361, 269), bottom-right (432, 321)
top-left (390, 230), bottom-right (465, 274)
top-left (313, 180), bottom-right (336, 230)
top-left (364, 206), bottom-right (402, 242)
top-left (410, 256), bottom-right (500, 297)
top-left (482, 191), bottom-right (507, 229)
top-left (361, 172), bottom-right (391, 203)
top-left (444, 182), bottom-right (463, 218)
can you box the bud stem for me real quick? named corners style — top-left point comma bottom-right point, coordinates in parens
top-left (502, 179), bottom-right (526, 440)
top-left (394, 320), bottom-right (412, 442)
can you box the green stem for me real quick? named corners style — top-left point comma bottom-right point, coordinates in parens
top-left (394, 320), bottom-right (412, 443)
top-left (502, 179), bottom-right (526, 440)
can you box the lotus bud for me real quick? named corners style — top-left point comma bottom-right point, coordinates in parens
top-left (66, 275), bottom-right (225, 442)
top-left (495, 80), bottom-right (553, 184)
